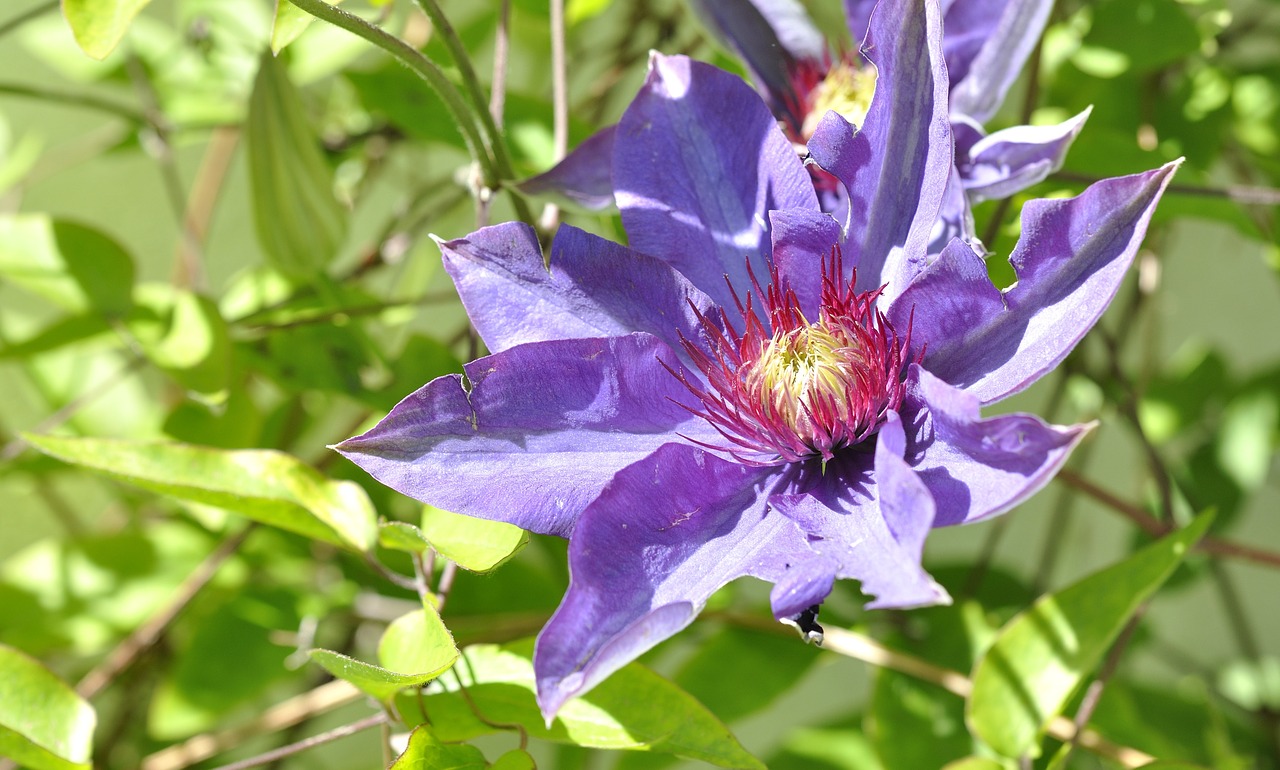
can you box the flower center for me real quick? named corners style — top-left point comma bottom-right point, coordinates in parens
top-left (670, 249), bottom-right (912, 465)
top-left (800, 61), bottom-right (877, 138)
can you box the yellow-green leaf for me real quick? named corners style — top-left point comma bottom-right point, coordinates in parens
top-left (0, 644), bottom-right (95, 770)
top-left (271, 0), bottom-right (346, 54)
top-left (967, 511), bottom-right (1214, 759)
top-left (420, 505), bottom-right (528, 573)
top-left (24, 435), bottom-right (377, 552)
top-left (61, 0), bottom-right (151, 60)
top-left (388, 726), bottom-right (486, 770)
top-left (309, 606), bottom-right (458, 702)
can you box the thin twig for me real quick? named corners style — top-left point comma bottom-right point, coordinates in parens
top-left (1054, 469), bottom-right (1280, 570)
top-left (0, 81), bottom-right (149, 124)
top-left (712, 614), bottom-right (1156, 767)
top-left (209, 712), bottom-right (388, 770)
top-left (540, 0), bottom-right (569, 233)
top-left (1, 355), bottom-right (146, 463)
top-left (364, 552), bottom-right (421, 592)
top-left (1052, 171), bottom-right (1280, 207)
top-left (0, 0), bottom-right (57, 41)
top-left (124, 53), bottom-right (204, 290)
top-left (1060, 608), bottom-right (1147, 765)
top-left (141, 679), bottom-right (364, 770)
top-left (77, 526), bottom-right (254, 698)
top-left (435, 561), bottom-right (459, 613)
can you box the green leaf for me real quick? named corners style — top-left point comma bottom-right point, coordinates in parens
top-left (666, 625), bottom-right (818, 724)
top-left (0, 644), bottom-right (95, 770)
top-left (61, 0), bottom-right (151, 60)
top-left (767, 726), bottom-right (882, 770)
top-left (378, 606), bottom-right (459, 677)
top-left (940, 759), bottom-right (1008, 770)
top-left (129, 285), bottom-right (232, 395)
top-left (379, 521), bottom-right (432, 553)
top-left (396, 640), bottom-right (764, 770)
top-left (489, 750), bottom-right (537, 770)
top-left (388, 726), bottom-right (486, 770)
top-left (967, 510), bottom-right (1215, 759)
top-left (24, 435), bottom-right (377, 552)
top-left (0, 215), bottom-right (134, 316)
top-left (420, 506), bottom-right (528, 573)
top-left (310, 606), bottom-right (458, 702)
top-left (246, 49), bottom-right (347, 277)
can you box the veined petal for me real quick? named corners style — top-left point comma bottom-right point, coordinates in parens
top-left (959, 108), bottom-right (1092, 204)
top-left (534, 443), bottom-right (808, 717)
top-left (770, 451), bottom-right (949, 610)
top-left (900, 365), bottom-right (1090, 526)
top-left (945, 0), bottom-right (1054, 123)
top-left (440, 222), bottom-right (715, 355)
top-left (842, 0), bottom-right (875, 44)
top-left (335, 334), bottom-right (715, 538)
top-left (614, 53), bottom-right (817, 310)
top-left (890, 161), bottom-right (1180, 405)
top-left (808, 0), bottom-right (952, 304)
top-left (516, 125), bottom-right (616, 211)
top-left (688, 0), bottom-right (826, 125)
top-left (770, 207), bottom-right (843, 319)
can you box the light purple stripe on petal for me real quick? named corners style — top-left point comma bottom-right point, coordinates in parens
top-left (516, 125), bottom-right (617, 212)
top-left (808, 0), bottom-right (953, 304)
top-left (334, 334), bottom-right (717, 539)
top-left (770, 207), bottom-right (842, 319)
top-left (890, 161), bottom-right (1180, 404)
top-left (439, 221), bottom-right (717, 355)
top-left (900, 365), bottom-right (1091, 526)
top-left (615, 53), bottom-right (817, 310)
top-left (960, 108), bottom-right (1092, 204)
top-left (946, 0), bottom-right (1054, 124)
top-left (534, 443), bottom-right (806, 718)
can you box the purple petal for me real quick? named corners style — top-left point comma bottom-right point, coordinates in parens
top-left (770, 207), bottom-right (842, 319)
top-left (929, 164), bottom-right (978, 257)
top-left (842, 0), bottom-right (875, 44)
top-left (959, 108), bottom-right (1092, 203)
top-left (890, 161), bottom-right (1180, 404)
top-left (808, 0), bottom-right (952, 303)
top-left (770, 451), bottom-right (950, 610)
top-left (900, 365), bottom-right (1090, 526)
top-left (335, 334), bottom-right (716, 538)
top-left (688, 0), bottom-right (826, 125)
top-left (534, 443), bottom-right (810, 717)
top-left (945, 0), bottom-right (1054, 124)
top-left (440, 222), bottom-right (716, 355)
top-left (516, 126), bottom-right (616, 211)
top-left (614, 53), bottom-right (817, 310)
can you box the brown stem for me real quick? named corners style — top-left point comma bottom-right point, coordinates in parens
top-left (210, 713), bottom-right (388, 770)
top-left (77, 526), bottom-right (254, 698)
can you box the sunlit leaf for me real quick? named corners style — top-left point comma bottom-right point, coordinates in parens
top-left (378, 521), bottom-right (432, 553)
top-left (388, 725), bottom-right (486, 770)
top-left (309, 606), bottom-right (457, 702)
top-left (940, 759), bottom-right (1008, 770)
top-left (24, 435), bottom-right (377, 552)
top-left (396, 640), bottom-right (763, 769)
top-left (129, 285), bottom-right (232, 395)
top-left (246, 49), bottom-right (347, 277)
top-left (61, 0), bottom-right (151, 60)
top-left (420, 506), bottom-right (528, 573)
top-left (967, 510), bottom-right (1214, 758)
top-left (0, 644), bottom-right (95, 770)
top-left (489, 749), bottom-right (537, 770)
top-left (0, 215), bottom-right (133, 316)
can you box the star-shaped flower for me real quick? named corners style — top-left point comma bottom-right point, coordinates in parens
top-left (337, 1), bottom-right (1176, 720)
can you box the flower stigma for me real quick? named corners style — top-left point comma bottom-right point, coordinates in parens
top-left (668, 248), bottom-right (914, 466)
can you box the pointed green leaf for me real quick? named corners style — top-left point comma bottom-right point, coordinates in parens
top-left (0, 644), bottom-right (95, 770)
top-left (420, 506), bottom-right (528, 573)
top-left (24, 435), bottom-right (376, 552)
top-left (396, 640), bottom-right (764, 770)
top-left (379, 521), bottom-right (432, 553)
top-left (310, 606), bottom-right (457, 702)
top-left (388, 726), bottom-right (486, 770)
top-left (378, 606), bottom-right (459, 678)
top-left (0, 215), bottom-right (133, 316)
top-left (967, 511), bottom-right (1215, 759)
top-left (246, 49), bottom-right (347, 277)
top-left (61, 0), bottom-right (151, 60)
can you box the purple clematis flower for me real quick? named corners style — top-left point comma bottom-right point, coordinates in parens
top-left (337, 1), bottom-right (1176, 721)
top-left (524, 0), bottom-right (1088, 252)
